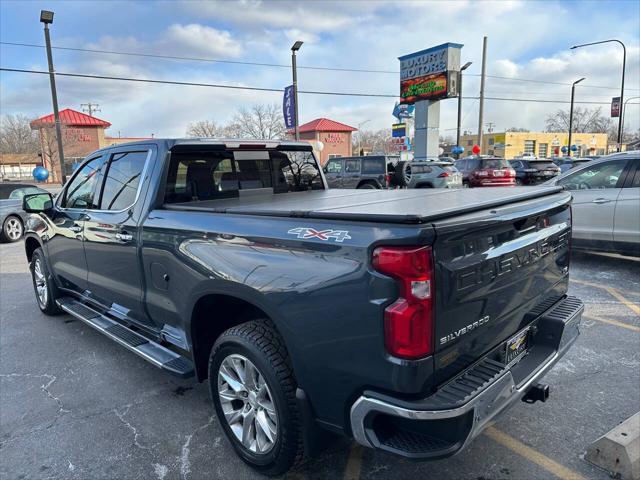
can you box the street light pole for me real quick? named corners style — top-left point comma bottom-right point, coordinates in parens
top-left (620, 96), bottom-right (640, 142)
top-left (40, 10), bottom-right (66, 184)
top-left (571, 39), bottom-right (626, 151)
top-left (357, 119), bottom-right (370, 156)
top-left (568, 77), bottom-right (586, 158)
top-left (456, 61), bottom-right (473, 159)
top-left (291, 41), bottom-right (303, 141)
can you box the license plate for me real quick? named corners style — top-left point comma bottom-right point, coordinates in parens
top-left (503, 328), bottom-right (530, 364)
top-left (493, 170), bottom-right (505, 177)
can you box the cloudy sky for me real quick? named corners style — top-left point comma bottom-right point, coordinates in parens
top-left (1, 0), bottom-right (639, 139)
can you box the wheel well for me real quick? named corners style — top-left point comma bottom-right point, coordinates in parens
top-left (415, 182), bottom-right (433, 188)
top-left (24, 236), bottom-right (41, 262)
top-left (190, 294), bottom-right (274, 381)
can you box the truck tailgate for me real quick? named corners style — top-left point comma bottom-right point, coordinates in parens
top-left (431, 191), bottom-right (572, 385)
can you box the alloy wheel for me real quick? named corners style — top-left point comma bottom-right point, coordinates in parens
top-left (33, 258), bottom-right (48, 308)
top-left (5, 218), bottom-right (23, 241)
top-left (217, 354), bottom-right (278, 454)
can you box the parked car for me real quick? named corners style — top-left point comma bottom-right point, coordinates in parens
top-left (0, 183), bottom-right (49, 242)
top-left (509, 159), bottom-right (561, 185)
top-left (323, 156), bottom-right (462, 189)
top-left (23, 138), bottom-right (583, 475)
top-left (454, 156), bottom-right (516, 187)
top-left (544, 153), bottom-right (639, 256)
top-left (556, 157), bottom-right (594, 173)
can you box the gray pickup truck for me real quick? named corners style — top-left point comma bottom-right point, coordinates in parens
top-left (22, 139), bottom-right (583, 475)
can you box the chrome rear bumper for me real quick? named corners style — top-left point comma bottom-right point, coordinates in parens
top-left (349, 296), bottom-right (583, 459)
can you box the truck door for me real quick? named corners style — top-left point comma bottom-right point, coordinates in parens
top-left (46, 155), bottom-right (107, 294)
top-left (82, 147), bottom-right (155, 328)
top-left (343, 157), bottom-right (361, 189)
top-left (324, 157), bottom-right (343, 188)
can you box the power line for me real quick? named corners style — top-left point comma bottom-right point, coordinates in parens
top-left (2, 67), bottom-right (640, 106)
top-left (2, 40), bottom-right (638, 92)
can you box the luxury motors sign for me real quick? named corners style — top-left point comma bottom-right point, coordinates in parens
top-left (399, 42), bottom-right (463, 104)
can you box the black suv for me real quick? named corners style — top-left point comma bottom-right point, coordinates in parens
top-left (509, 159), bottom-right (561, 185)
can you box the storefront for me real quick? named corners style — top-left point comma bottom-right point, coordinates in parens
top-left (295, 118), bottom-right (357, 166)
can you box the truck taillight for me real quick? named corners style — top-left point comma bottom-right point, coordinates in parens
top-left (372, 246), bottom-right (434, 359)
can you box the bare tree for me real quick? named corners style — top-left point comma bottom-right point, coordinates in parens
top-left (354, 129), bottom-right (395, 155)
top-left (232, 104), bottom-right (285, 139)
top-left (0, 114), bottom-right (40, 154)
top-left (545, 107), bottom-right (611, 135)
top-left (38, 125), bottom-right (72, 183)
top-left (186, 120), bottom-right (241, 138)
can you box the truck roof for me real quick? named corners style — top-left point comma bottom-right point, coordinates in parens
top-left (165, 186), bottom-right (566, 224)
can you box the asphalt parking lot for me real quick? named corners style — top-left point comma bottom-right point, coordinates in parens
top-left (1, 241), bottom-right (638, 480)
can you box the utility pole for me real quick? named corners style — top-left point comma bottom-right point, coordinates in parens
top-left (568, 77), bottom-right (586, 157)
top-left (81, 102), bottom-right (101, 117)
top-left (477, 36), bottom-right (488, 154)
top-left (456, 61), bottom-right (473, 159)
top-left (291, 41), bottom-right (303, 141)
top-left (485, 122), bottom-right (495, 133)
top-left (40, 10), bottom-right (66, 184)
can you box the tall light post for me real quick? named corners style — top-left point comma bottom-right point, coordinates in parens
top-left (621, 96), bottom-right (640, 142)
top-left (571, 39), bottom-right (626, 151)
top-left (40, 10), bottom-right (66, 184)
top-left (291, 41), bottom-right (303, 141)
top-left (456, 61), bottom-right (473, 158)
top-left (568, 77), bottom-right (585, 157)
top-left (357, 119), bottom-right (370, 156)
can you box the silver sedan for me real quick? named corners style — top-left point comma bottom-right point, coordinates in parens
top-left (0, 184), bottom-right (49, 242)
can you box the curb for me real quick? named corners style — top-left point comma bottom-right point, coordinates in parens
top-left (585, 412), bottom-right (640, 480)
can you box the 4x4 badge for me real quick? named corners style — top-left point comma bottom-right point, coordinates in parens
top-left (287, 227), bottom-right (351, 243)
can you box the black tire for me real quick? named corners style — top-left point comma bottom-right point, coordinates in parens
top-left (515, 178), bottom-right (524, 186)
top-left (357, 182), bottom-right (377, 189)
top-left (209, 320), bottom-right (303, 476)
top-left (393, 161), bottom-right (411, 187)
top-left (1, 215), bottom-right (24, 243)
top-left (30, 248), bottom-right (62, 315)
top-left (462, 180), bottom-right (470, 188)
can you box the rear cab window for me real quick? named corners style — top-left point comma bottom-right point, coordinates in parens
top-left (479, 158), bottom-right (510, 170)
top-left (164, 148), bottom-right (323, 204)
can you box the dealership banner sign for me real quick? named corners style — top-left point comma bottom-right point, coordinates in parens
top-left (398, 42), bottom-right (463, 104)
top-left (611, 97), bottom-right (620, 118)
top-left (283, 85), bottom-right (295, 129)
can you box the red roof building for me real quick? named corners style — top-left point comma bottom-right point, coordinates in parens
top-left (30, 108), bottom-right (112, 128)
top-left (293, 118), bottom-right (357, 165)
top-left (29, 108), bottom-right (148, 183)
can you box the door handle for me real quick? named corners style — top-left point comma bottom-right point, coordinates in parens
top-left (115, 232), bottom-right (133, 242)
top-left (592, 198), bottom-right (611, 204)
top-left (69, 225), bottom-right (82, 233)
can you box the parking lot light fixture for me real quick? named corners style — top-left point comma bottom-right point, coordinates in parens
top-left (568, 77), bottom-right (586, 158)
top-left (571, 40), bottom-right (626, 151)
top-left (456, 61), bottom-right (473, 159)
top-left (40, 9), bottom-right (66, 184)
top-left (291, 41), bottom-right (303, 141)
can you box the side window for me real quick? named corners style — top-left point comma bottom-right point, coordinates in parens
top-left (631, 165), bottom-right (640, 188)
top-left (362, 158), bottom-right (385, 174)
top-left (557, 160), bottom-right (627, 191)
top-left (62, 156), bottom-right (106, 209)
top-left (99, 151), bottom-right (148, 210)
top-left (273, 150), bottom-right (323, 193)
top-left (326, 159), bottom-right (342, 173)
top-left (510, 161), bottom-right (521, 169)
top-left (455, 159), bottom-right (466, 170)
top-left (344, 158), bottom-right (360, 173)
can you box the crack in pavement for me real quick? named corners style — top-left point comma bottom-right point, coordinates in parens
top-left (0, 373), bottom-right (70, 428)
top-left (178, 416), bottom-right (216, 480)
top-left (113, 404), bottom-right (153, 450)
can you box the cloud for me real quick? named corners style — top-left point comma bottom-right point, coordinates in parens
top-left (161, 24), bottom-right (243, 58)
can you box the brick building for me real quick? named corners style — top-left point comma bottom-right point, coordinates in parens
top-left (295, 118), bottom-right (357, 166)
top-left (30, 108), bottom-right (148, 183)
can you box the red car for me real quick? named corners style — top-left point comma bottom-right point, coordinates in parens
top-left (454, 156), bottom-right (516, 187)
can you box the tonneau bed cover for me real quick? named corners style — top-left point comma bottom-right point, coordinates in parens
top-left (164, 186), bottom-right (565, 224)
